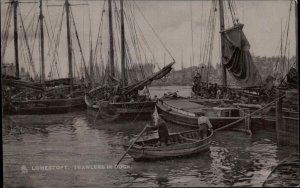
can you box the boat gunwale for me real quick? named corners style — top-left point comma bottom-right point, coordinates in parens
top-left (11, 96), bottom-right (83, 104)
top-left (123, 129), bottom-right (213, 151)
top-left (157, 100), bottom-right (242, 120)
top-left (85, 94), bottom-right (156, 109)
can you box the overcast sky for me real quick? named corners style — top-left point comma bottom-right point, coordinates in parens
top-left (1, 0), bottom-right (296, 78)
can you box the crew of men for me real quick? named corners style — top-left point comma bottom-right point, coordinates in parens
top-left (193, 79), bottom-right (233, 100)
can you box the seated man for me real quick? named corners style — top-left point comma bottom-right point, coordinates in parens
top-left (147, 118), bottom-right (170, 146)
top-left (197, 116), bottom-right (213, 139)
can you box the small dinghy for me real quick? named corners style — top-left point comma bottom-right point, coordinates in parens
top-left (123, 129), bottom-right (213, 161)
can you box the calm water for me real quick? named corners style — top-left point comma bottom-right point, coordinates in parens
top-left (3, 86), bottom-right (296, 187)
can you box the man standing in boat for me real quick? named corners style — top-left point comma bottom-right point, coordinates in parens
top-left (197, 116), bottom-right (213, 139)
top-left (146, 118), bottom-right (170, 146)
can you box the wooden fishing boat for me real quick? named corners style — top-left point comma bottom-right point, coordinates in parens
top-left (262, 153), bottom-right (300, 187)
top-left (85, 62), bottom-right (174, 121)
top-left (156, 97), bottom-right (257, 131)
top-left (85, 0), bottom-right (175, 121)
top-left (2, 0), bottom-right (89, 115)
top-left (3, 76), bottom-right (86, 115)
top-left (123, 129), bottom-right (213, 161)
top-left (8, 96), bottom-right (85, 115)
top-left (85, 92), bottom-right (155, 121)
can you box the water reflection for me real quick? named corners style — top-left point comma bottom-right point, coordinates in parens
top-left (3, 86), bottom-right (297, 187)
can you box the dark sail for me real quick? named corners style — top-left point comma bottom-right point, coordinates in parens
top-left (122, 62), bottom-right (175, 95)
top-left (221, 24), bottom-right (262, 87)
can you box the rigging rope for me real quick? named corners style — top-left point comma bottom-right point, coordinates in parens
top-left (1, 3), bottom-right (13, 62)
top-left (49, 6), bottom-right (65, 79)
top-left (199, 0), bottom-right (204, 69)
top-left (281, 0), bottom-right (293, 76)
top-left (93, 0), bottom-right (106, 80)
top-left (133, 0), bottom-right (175, 62)
top-left (18, 5), bottom-right (37, 78)
top-left (190, 1), bottom-right (195, 70)
top-left (70, 7), bottom-right (90, 81)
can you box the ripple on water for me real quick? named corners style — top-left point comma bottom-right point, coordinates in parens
top-left (3, 104), bottom-right (297, 187)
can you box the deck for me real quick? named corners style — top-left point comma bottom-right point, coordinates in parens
top-left (162, 98), bottom-right (206, 115)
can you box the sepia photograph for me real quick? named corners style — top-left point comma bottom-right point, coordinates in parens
top-left (1, 0), bottom-right (299, 187)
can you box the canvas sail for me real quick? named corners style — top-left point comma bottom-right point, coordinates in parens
top-left (122, 62), bottom-right (175, 95)
top-left (221, 24), bottom-right (262, 87)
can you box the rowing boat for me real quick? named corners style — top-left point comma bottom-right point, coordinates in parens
top-left (123, 129), bottom-right (213, 161)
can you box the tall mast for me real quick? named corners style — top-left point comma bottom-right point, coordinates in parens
top-left (40, 0), bottom-right (45, 84)
top-left (12, 0), bottom-right (19, 78)
top-left (89, 48), bottom-right (94, 87)
top-left (295, 1), bottom-right (298, 77)
top-left (65, 0), bottom-right (73, 92)
top-left (89, 9), bottom-right (94, 88)
top-left (108, 0), bottom-right (114, 78)
top-left (219, 0), bottom-right (227, 87)
top-left (120, 0), bottom-right (126, 87)
top-left (181, 50), bottom-right (185, 79)
top-left (280, 20), bottom-right (283, 76)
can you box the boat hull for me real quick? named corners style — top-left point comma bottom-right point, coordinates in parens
top-left (156, 99), bottom-right (243, 130)
top-left (85, 95), bottom-right (156, 121)
top-left (6, 97), bottom-right (85, 115)
top-left (123, 130), bottom-right (213, 161)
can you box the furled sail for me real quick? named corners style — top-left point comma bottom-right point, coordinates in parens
top-left (2, 75), bottom-right (44, 91)
top-left (45, 78), bottom-right (71, 87)
top-left (221, 24), bottom-right (262, 87)
top-left (122, 62), bottom-right (175, 95)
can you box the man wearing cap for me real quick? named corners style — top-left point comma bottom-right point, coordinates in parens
top-left (197, 116), bottom-right (213, 139)
top-left (146, 118), bottom-right (170, 146)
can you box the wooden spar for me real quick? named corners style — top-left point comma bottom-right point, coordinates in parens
top-left (89, 9), bottom-right (94, 88)
top-left (12, 0), bottom-right (19, 78)
top-left (89, 48), bottom-right (94, 88)
top-left (120, 0), bottom-right (126, 87)
top-left (181, 50), bottom-right (185, 80)
top-left (219, 0), bottom-right (227, 87)
top-left (295, 1), bottom-right (298, 91)
top-left (295, 3), bottom-right (298, 151)
top-left (40, 0), bottom-right (45, 84)
top-left (65, 0), bottom-right (73, 93)
top-left (108, 0), bottom-right (115, 78)
top-left (164, 53), bottom-right (166, 67)
top-left (116, 124), bottom-right (148, 166)
top-left (280, 20), bottom-right (283, 75)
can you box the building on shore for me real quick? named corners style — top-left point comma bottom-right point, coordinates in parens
top-left (2, 63), bottom-right (31, 81)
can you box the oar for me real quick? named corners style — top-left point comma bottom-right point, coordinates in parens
top-left (116, 124), bottom-right (149, 167)
top-left (93, 100), bottom-right (105, 125)
top-left (93, 105), bottom-right (101, 125)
